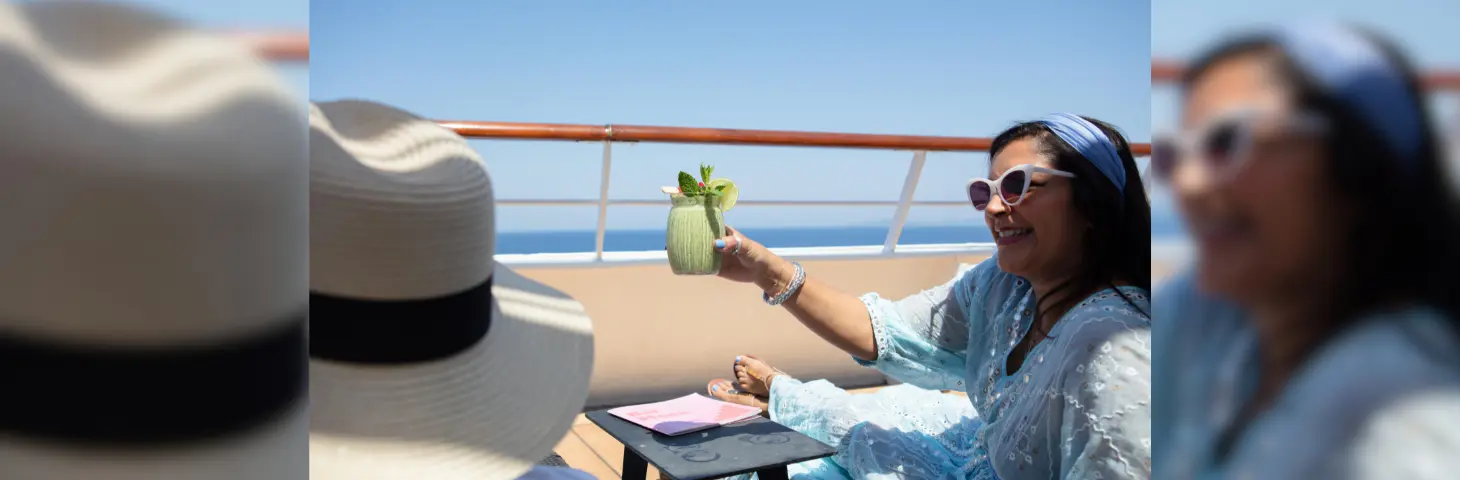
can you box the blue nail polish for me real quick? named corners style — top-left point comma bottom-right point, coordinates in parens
top-left (715, 239), bottom-right (726, 248)
top-left (736, 355), bottom-right (742, 363)
top-left (712, 385), bottom-right (718, 391)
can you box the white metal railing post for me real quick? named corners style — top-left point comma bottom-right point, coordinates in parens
top-left (882, 150), bottom-right (927, 254)
top-left (594, 139), bottom-right (613, 260)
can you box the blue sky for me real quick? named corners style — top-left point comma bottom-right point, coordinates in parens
top-left (125, 0), bottom-right (308, 96)
top-left (309, 1), bottom-right (1152, 232)
top-left (139, 0), bottom-right (1455, 235)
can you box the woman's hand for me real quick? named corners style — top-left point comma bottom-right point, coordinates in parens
top-left (714, 226), bottom-right (879, 361)
top-left (714, 226), bottom-right (790, 289)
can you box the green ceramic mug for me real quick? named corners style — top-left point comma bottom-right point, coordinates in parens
top-left (666, 194), bottom-right (725, 275)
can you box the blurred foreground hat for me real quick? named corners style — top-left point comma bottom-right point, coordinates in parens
top-left (308, 99), bottom-right (595, 480)
top-left (0, 1), bottom-right (308, 479)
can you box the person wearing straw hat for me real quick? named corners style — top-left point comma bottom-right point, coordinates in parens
top-left (0, 2), bottom-right (308, 479)
top-left (308, 99), bottom-right (597, 480)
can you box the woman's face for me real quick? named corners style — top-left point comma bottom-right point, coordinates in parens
top-left (986, 137), bottom-right (1084, 282)
top-left (1176, 52), bottom-right (1345, 303)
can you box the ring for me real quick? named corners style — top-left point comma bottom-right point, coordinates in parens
top-left (732, 235), bottom-right (744, 256)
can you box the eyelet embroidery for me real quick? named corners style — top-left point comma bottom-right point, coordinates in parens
top-left (808, 271), bottom-right (1151, 479)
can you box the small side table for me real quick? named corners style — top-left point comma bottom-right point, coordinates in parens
top-left (585, 408), bottom-right (836, 480)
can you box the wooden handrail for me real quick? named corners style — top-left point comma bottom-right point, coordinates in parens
top-left (1152, 59), bottom-right (1460, 91)
top-left (231, 31), bottom-right (308, 62)
top-left (439, 120), bottom-right (1154, 155)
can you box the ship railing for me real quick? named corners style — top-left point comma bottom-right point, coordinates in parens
top-left (437, 121), bottom-right (1151, 267)
top-left (250, 32), bottom-right (1456, 269)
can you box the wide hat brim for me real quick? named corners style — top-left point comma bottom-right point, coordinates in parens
top-left (0, 1), bottom-right (308, 478)
top-left (0, 406), bottom-right (308, 480)
top-left (309, 263), bottom-right (595, 480)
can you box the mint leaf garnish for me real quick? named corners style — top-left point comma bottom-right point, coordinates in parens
top-left (678, 171), bottom-right (700, 196)
top-left (700, 164), bottom-right (714, 184)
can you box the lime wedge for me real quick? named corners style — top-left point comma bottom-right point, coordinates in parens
top-left (707, 178), bottom-right (738, 212)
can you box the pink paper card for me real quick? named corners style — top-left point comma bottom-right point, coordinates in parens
top-left (608, 394), bottom-right (762, 436)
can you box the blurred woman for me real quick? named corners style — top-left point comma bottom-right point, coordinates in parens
top-left (1151, 22), bottom-right (1460, 479)
top-left (705, 114), bottom-right (1152, 479)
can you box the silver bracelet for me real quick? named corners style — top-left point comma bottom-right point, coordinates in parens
top-left (764, 262), bottom-right (805, 306)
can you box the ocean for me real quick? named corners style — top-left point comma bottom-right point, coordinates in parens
top-left (498, 217), bottom-right (1187, 254)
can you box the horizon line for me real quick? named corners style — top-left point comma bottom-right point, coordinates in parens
top-left (497, 224), bottom-right (983, 234)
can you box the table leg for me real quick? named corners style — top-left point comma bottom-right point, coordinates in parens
top-left (620, 448), bottom-right (649, 479)
top-left (754, 466), bottom-right (789, 480)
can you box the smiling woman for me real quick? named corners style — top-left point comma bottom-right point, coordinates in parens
top-left (1151, 22), bottom-right (1460, 479)
top-left (699, 114), bottom-right (1153, 479)
top-left (982, 115), bottom-right (1153, 345)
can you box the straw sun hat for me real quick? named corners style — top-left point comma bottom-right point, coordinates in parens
top-left (308, 99), bottom-right (596, 480)
top-left (0, 2), bottom-right (308, 479)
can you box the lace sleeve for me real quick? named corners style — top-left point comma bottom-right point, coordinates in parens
top-left (1059, 320), bottom-right (1153, 479)
top-left (851, 262), bottom-right (986, 391)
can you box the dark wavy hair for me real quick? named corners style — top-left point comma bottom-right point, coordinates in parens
top-left (1181, 29), bottom-right (1460, 346)
top-left (987, 116), bottom-right (1152, 334)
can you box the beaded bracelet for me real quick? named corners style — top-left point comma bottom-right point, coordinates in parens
top-left (764, 262), bottom-right (805, 306)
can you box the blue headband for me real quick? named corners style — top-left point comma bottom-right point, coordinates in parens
top-left (1037, 113), bottom-right (1126, 194)
top-left (1275, 22), bottom-right (1423, 169)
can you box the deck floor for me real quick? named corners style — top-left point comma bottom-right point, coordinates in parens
top-left (554, 386), bottom-right (896, 479)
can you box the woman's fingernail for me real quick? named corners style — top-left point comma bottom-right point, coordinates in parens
top-left (715, 239), bottom-right (726, 248)
top-left (735, 355), bottom-right (742, 363)
top-left (712, 385), bottom-right (718, 391)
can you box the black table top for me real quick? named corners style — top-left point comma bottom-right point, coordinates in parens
top-left (586, 405), bottom-right (837, 480)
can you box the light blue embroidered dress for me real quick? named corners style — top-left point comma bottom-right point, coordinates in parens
top-left (754, 256), bottom-right (1153, 479)
top-left (1152, 270), bottom-right (1460, 479)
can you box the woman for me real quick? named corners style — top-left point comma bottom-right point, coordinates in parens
top-left (706, 113), bottom-right (1153, 479)
top-left (1150, 23), bottom-right (1460, 478)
